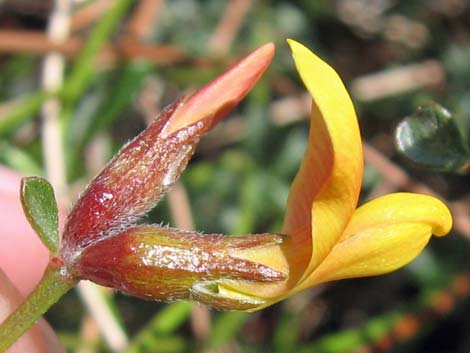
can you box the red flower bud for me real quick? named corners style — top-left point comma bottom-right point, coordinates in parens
top-left (60, 43), bottom-right (275, 259)
top-left (74, 226), bottom-right (286, 310)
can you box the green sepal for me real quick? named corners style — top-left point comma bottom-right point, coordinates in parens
top-left (395, 102), bottom-right (470, 174)
top-left (20, 176), bottom-right (60, 254)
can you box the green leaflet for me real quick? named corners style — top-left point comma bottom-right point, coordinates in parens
top-left (20, 176), bottom-right (59, 254)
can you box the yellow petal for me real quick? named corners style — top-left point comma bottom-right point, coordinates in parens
top-left (305, 193), bottom-right (453, 286)
top-left (283, 40), bottom-right (363, 288)
top-left (343, 193), bottom-right (453, 239)
top-left (213, 41), bottom-right (365, 305)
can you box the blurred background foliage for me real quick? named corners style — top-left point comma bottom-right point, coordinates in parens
top-left (0, 0), bottom-right (468, 352)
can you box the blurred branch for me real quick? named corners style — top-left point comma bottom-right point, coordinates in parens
top-left (167, 181), bottom-right (195, 231)
top-left (0, 30), bottom-right (194, 66)
top-left (351, 60), bottom-right (445, 102)
top-left (40, 0), bottom-right (70, 197)
top-left (208, 0), bottom-right (252, 55)
top-left (124, 0), bottom-right (164, 40)
top-left (75, 316), bottom-right (100, 353)
top-left (76, 283), bottom-right (128, 352)
top-left (70, 0), bottom-right (114, 32)
top-left (0, 30), bottom-right (82, 56)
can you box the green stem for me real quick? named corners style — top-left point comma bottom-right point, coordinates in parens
top-left (0, 263), bottom-right (76, 352)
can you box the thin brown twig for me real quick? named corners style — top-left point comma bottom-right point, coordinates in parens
top-left (167, 181), bottom-right (195, 230)
top-left (75, 316), bottom-right (100, 353)
top-left (76, 283), bottom-right (128, 352)
top-left (351, 60), bottom-right (445, 102)
top-left (70, 0), bottom-right (114, 33)
top-left (0, 30), bottom-right (196, 65)
top-left (115, 39), bottom-right (195, 65)
top-left (0, 30), bottom-right (82, 56)
top-left (208, 0), bottom-right (252, 55)
top-left (363, 143), bottom-right (470, 237)
top-left (191, 304), bottom-right (211, 347)
top-left (40, 0), bottom-right (70, 198)
top-left (124, 0), bottom-right (164, 40)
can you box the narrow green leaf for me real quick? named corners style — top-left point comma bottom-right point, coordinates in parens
top-left (273, 310), bottom-right (300, 353)
top-left (149, 302), bottom-right (193, 335)
top-left (124, 302), bottom-right (192, 353)
top-left (395, 102), bottom-right (470, 174)
top-left (298, 312), bottom-right (400, 353)
top-left (0, 92), bottom-right (47, 136)
top-left (61, 0), bottom-right (133, 106)
top-left (208, 311), bottom-right (249, 349)
top-left (20, 177), bottom-right (59, 253)
top-left (0, 142), bottom-right (42, 175)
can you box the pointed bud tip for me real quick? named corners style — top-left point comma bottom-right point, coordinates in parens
top-left (161, 42), bottom-right (275, 137)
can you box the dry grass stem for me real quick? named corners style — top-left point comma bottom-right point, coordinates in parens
top-left (209, 0), bottom-right (252, 55)
top-left (125, 0), bottom-right (164, 40)
top-left (70, 0), bottom-right (114, 32)
top-left (351, 60), bottom-right (445, 102)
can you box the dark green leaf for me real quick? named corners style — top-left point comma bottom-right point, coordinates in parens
top-left (395, 102), bottom-right (470, 174)
top-left (20, 177), bottom-right (59, 254)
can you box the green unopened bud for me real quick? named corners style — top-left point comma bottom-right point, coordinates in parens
top-left (73, 226), bottom-right (286, 310)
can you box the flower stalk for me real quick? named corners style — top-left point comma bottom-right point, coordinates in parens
top-left (0, 263), bottom-right (76, 352)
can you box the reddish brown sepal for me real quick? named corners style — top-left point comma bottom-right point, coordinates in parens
top-left (73, 226), bottom-right (285, 304)
top-left (61, 99), bottom-right (205, 257)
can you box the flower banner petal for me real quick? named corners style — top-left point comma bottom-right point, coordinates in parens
top-left (283, 40), bottom-right (363, 289)
top-left (304, 193), bottom-right (453, 286)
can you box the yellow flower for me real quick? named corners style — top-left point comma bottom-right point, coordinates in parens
top-left (68, 40), bottom-right (452, 311)
top-left (203, 40), bottom-right (453, 311)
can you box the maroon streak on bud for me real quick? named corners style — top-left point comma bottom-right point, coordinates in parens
top-left (74, 226), bottom-right (286, 306)
top-left (61, 44), bottom-right (275, 257)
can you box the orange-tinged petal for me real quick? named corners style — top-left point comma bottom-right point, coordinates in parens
top-left (209, 41), bottom-right (365, 306)
top-left (305, 193), bottom-right (453, 286)
top-left (161, 43), bottom-right (275, 137)
top-left (283, 40), bottom-right (363, 289)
